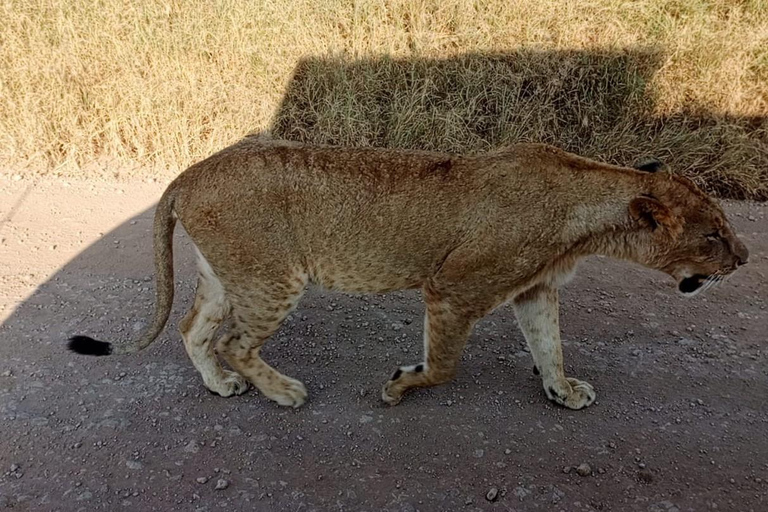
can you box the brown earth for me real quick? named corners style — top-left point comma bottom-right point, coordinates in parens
top-left (0, 173), bottom-right (766, 511)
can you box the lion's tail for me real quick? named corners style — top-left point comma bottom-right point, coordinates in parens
top-left (68, 187), bottom-right (178, 356)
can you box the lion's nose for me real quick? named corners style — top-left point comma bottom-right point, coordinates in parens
top-left (734, 239), bottom-right (749, 266)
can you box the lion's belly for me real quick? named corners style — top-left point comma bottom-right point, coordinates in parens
top-left (305, 252), bottom-right (435, 293)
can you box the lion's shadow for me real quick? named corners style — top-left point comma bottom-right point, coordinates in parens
top-left (0, 47), bottom-right (765, 510)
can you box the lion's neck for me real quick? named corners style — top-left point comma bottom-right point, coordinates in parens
top-left (559, 191), bottom-right (646, 264)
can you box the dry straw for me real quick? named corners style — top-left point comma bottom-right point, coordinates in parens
top-left (1, 0), bottom-right (766, 199)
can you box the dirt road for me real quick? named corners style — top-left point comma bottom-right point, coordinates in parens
top-left (0, 174), bottom-right (766, 511)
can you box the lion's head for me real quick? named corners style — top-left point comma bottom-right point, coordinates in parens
top-left (629, 167), bottom-right (748, 296)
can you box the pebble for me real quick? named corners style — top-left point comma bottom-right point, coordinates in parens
top-left (215, 478), bottom-right (229, 490)
top-left (196, 477), bottom-right (209, 484)
top-left (576, 463), bottom-right (592, 476)
top-left (638, 469), bottom-right (654, 483)
top-left (486, 487), bottom-right (498, 502)
top-left (183, 440), bottom-right (200, 453)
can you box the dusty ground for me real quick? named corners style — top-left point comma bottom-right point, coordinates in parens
top-left (0, 173), bottom-right (766, 512)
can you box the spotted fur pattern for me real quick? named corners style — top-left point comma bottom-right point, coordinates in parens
top-left (69, 138), bottom-right (748, 410)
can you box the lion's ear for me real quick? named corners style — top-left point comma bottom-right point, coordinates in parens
top-left (629, 195), bottom-right (682, 236)
top-left (633, 158), bottom-right (664, 173)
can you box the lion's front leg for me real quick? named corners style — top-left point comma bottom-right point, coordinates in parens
top-left (512, 284), bottom-right (596, 410)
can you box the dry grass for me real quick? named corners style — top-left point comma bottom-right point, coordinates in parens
top-left (1, 0), bottom-right (767, 199)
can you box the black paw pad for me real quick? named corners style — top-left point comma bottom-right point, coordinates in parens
top-left (548, 386), bottom-right (566, 401)
top-left (391, 368), bottom-right (403, 381)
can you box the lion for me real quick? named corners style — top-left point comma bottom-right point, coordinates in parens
top-left (68, 138), bottom-right (749, 410)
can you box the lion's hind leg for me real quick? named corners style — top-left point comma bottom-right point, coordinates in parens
top-left (180, 252), bottom-right (249, 397)
top-left (217, 271), bottom-right (308, 408)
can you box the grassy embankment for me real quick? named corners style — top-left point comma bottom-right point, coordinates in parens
top-left (1, 1), bottom-right (766, 198)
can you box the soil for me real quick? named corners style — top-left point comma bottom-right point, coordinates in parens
top-left (0, 173), bottom-right (766, 511)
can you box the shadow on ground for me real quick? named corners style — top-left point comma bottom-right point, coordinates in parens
top-left (0, 49), bottom-right (766, 511)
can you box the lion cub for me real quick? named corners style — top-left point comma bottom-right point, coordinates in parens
top-left (69, 139), bottom-right (748, 410)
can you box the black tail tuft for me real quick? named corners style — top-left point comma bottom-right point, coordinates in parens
top-left (68, 335), bottom-right (113, 356)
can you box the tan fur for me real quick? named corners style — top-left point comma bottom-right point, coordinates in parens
top-left (102, 138), bottom-right (749, 409)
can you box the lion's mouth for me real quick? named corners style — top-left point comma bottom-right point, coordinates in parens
top-left (678, 273), bottom-right (724, 296)
top-left (679, 274), bottom-right (706, 294)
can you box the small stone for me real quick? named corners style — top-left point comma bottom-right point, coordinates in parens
top-left (126, 460), bottom-right (143, 470)
top-left (1, 370), bottom-right (11, 377)
top-left (562, 466), bottom-right (571, 474)
top-left (183, 440), bottom-right (200, 453)
top-left (638, 469), bottom-right (654, 483)
top-left (215, 478), bottom-right (229, 490)
top-left (10, 464), bottom-right (19, 472)
top-left (486, 487), bottom-right (498, 502)
top-left (11, 174), bottom-right (22, 181)
top-left (76, 491), bottom-right (92, 501)
top-left (196, 477), bottom-right (209, 484)
top-left (576, 463), bottom-right (592, 476)
top-left (504, 448), bottom-right (512, 455)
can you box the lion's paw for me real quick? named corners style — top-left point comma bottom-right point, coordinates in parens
top-left (381, 378), bottom-right (406, 405)
top-left (262, 376), bottom-right (308, 408)
top-left (545, 377), bottom-right (596, 410)
top-left (206, 370), bottom-right (250, 397)
top-left (381, 364), bottom-right (425, 405)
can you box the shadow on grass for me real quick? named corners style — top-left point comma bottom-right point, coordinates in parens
top-left (270, 50), bottom-right (767, 200)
